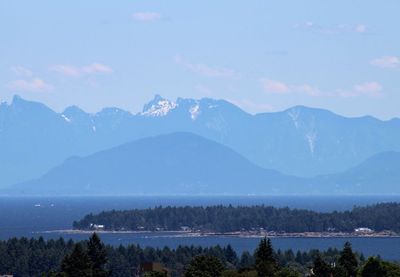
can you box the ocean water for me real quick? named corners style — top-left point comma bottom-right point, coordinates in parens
top-left (1, 196), bottom-right (400, 260)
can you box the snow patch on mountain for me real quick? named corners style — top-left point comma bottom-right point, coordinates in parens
top-left (90, 118), bottom-right (97, 132)
top-left (61, 114), bottom-right (71, 123)
top-left (189, 104), bottom-right (200, 120)
top-left (306, 131), bottom-right (317, 155)
top-left (141, 95), bottom-right (178, 117)
top-left (288, 109), bottom-right (300, 129)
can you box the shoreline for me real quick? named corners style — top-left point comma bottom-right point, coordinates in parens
top-left (39, 229), bottom-right (400, 238)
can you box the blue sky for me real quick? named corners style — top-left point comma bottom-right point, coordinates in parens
top-left (1, 0), bottom-right (399, 119)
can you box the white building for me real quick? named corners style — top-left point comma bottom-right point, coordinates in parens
top-left (90, 223), bottom-right (105, 230)
top-left (354, 227), bottom-right (373, 233)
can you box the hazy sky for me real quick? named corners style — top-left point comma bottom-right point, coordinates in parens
top-left (1, 1), bottom-right (399, 119)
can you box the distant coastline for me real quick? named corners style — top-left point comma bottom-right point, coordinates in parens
top-left (72, 203), bottom-right (400, 236)
top-left (42, 229), bottom-right (400, 238)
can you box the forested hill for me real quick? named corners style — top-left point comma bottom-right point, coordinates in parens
top-left (73, 203), bottom-right (400, 233)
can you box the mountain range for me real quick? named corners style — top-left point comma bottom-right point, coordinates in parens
top-left (1, 95), bottom-right (400, 193)
top-left (7, 132), bottom-right (400, 195)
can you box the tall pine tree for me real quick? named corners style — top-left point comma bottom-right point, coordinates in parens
top-left (338, 242), bottom-right (358, 277)
top-left (254, 238), bottom-right (278, 277)
top-left (312, 254), bottom-right (331, 277)
top-left (87, 233), bottom-right (109, 277)
top-left (61, 243), bottom-right (91, 277)
top-left (225, 244), bottom-right (238, 266)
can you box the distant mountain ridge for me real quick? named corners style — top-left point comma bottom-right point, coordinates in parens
top-left (9, 132), bottom-right (302, 195)
top-left (1, 95), bottom-right (399, 188)
top-left (7, 133), bottom-right (400, 195)
top-left (313, 151), bottom-right (400, 194)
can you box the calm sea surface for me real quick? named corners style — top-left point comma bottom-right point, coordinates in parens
top-left (1, 196), bottom-right (400, 260)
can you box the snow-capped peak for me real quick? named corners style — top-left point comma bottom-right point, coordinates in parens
top-left (141, 95), bottom-right (178, 117)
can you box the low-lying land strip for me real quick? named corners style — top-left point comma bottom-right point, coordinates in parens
top-left (45, 229), bottom-right (400, 238)
top-left (73, 202), bottom-right (400, 235)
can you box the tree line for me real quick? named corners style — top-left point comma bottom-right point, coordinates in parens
top-left (1, 234), bottom-right (400, 276)
top-left (74, 203), bottom-right (400, 233)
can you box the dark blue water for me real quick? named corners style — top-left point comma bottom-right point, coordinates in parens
top-left (1, 196), bottom-right (400, 260)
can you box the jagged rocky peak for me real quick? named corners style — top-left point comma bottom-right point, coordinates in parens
top-left (10, 95), bottom-right (34, 108)
top-left (140, 95), bottom-right (247, 120)
top-left (63, 105), bottom-right (88, 117)
top-left (61, 105), bottom-right (92, 124)
top-left (141, 95), bottom-right (178, 117)
top-left (7, 95), bottom-right (57, 116)
top-left (11, 94), bottom-right (23, 104)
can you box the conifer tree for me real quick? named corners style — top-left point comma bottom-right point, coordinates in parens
top-left (184, 255), bottom-right (225, 277)
top-left (225, 244), bottom-right (238, 266)
top-left (239, 251), bottom-right (254, 269)
top-left (61, 243), bottom-right (91, 277)
top-left (87, 233), bottom-right (109, 277)
top-left (312, 254), bottom-right (331, 277)
top-left (338, 242), bottom-right (358, 277)
top-left (254, 238), bottom-right (278, 277)
top-left (360, 257), bottom-right (387, 277)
